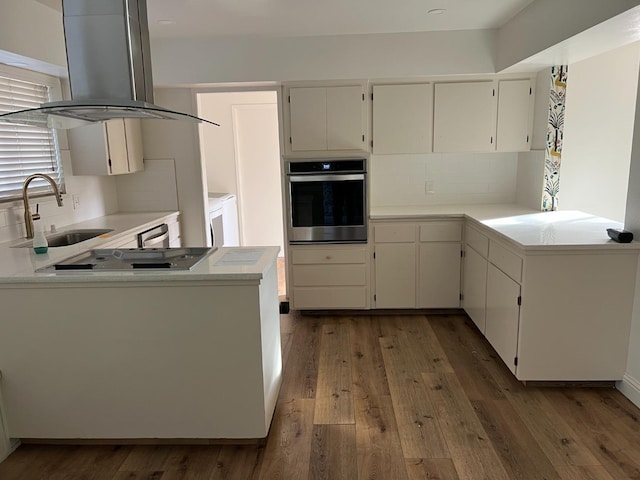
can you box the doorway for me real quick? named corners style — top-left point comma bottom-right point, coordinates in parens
top-left (196, 91), bottom-right (284, 256)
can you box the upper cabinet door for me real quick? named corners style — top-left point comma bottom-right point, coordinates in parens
top-left (289, 87), bottom-right (328, 151)
top-left (326, 86), bottom-right (364, 150)
top-left (288, 85), bottom-right (365, 152)
top-left (372, 84), bottom-right (433, 154)
top-left (105, 119), bottom-right (129, 175)
top-left (496, 79), bottom-right (533, 152)
top-left (123, 118), bottom-right (144, 173)
top-left (433, 81), bottom-right (495, 153)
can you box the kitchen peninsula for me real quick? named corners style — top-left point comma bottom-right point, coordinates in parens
top-left (0, 213), bottom-right (281, 441)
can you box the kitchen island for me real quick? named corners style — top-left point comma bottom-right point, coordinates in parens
top-left (0, 239), bottom-right (281, 441)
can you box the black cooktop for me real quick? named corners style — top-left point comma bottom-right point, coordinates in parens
top-left (38, 247), bottom-right (216, 273)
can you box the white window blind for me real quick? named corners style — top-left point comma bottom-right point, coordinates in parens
top-left (0, 66), bottom-right (64, 202)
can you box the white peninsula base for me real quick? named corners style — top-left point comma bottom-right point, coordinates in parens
top-left (0, 247), bottom-right (281, 441)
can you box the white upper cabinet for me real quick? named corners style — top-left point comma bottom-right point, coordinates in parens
top-left (287, 85), bottom-right (366, 153)
top-left (496, 79), bottom-right (533, 152)
top-left (433, 81), bottom-right (495, 153)
top-left (326, 86), bottom-right (365, 150)
top-left (289, 87), bottom-right (327, 151)
top-left (372, 83), bottom-right (433, 154)
top-left (69, 118), bottom-right (144, 175)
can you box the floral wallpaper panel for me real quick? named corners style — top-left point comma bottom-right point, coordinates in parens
top-left (542, 65), bottom-right (568, 211)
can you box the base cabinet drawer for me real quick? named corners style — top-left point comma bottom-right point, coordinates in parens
top-left (291, 264), bottom-right (367, 287)
top-left (291, 246), bottom-right (367, 264)
top-left (288, 244), bottom-right (369, 310)
top-left (292, 287), bottom-right (368, 309)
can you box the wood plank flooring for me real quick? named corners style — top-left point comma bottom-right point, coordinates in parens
top-left (1, 312), bottom-right (640, 479)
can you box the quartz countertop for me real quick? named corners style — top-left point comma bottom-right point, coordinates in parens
top-left (0, 211), bottom-right (279, 284)
top-left (0, 212), bottom-right (179, 279)
top-left (370, 204), bottom-right (640, 251)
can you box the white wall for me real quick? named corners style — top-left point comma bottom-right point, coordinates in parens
top-left (197, 91), bottom-right (277, 194)
top-left (0, 0), bottom-right (119, 245)
top-left (151, 30), bottom-right (497, 85)
top-left (516, 151), bottom-right (545, 211)
top-left (370, 153), bottom-right (518, 208)
top-left (560, 42), bottom-right (640, 221)
top-left (622, 57), bottom-right (640, 408)
top-left (116, 159), bottom-right (179, 212)
top-left (130, 89), bottom-right (208, 247)
top-left (0, 152), bottom-right (119, 243)
top-left (496, 0), bottom-right (640, 71)
top-left (197, 91), bottom-right (284, 254)
top-left (0, 0), bottom-right (66, 76)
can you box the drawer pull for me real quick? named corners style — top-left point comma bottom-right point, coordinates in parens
top-left (325, 255), bottom-right (332, 260)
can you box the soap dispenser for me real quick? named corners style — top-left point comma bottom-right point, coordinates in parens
top-left (33, 220), bottom-right (48, 254)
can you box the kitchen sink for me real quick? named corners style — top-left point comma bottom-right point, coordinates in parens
top-left (12, 229), bottom-right (113, 248)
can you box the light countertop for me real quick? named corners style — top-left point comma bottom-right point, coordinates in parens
top-left (370, 204), bottom-right (640, 251)
top-left (0, 211), bottom-right (279, 283)
top-left (370, 203), bottom-right (537, 221)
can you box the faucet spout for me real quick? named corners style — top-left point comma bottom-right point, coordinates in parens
top-left (22, 173), bottom-right (64, 239)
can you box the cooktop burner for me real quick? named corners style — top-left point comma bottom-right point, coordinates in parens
top-left (37, 247), bottom-right (217, 273)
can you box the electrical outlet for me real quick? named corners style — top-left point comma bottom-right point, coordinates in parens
top-left (72, 194), bottom-right (80, 210)
top-left (425, 181), bottom-right (435, 195)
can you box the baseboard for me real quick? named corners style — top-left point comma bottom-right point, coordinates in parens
top-left (616, 373), bottom-right (640, 409)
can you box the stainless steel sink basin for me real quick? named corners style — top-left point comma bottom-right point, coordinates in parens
top-left (12, 229), bottom-right (113, 248)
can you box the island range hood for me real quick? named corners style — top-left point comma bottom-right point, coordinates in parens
top-left (0, 0), bottom-right (218, 129)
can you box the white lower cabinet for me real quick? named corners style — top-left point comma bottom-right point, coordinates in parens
top-left (461, 220), bottom-right (638, 381)
top-left (418, 242), bottom-right (460, 308)
top-left (372, 220), bottom-right (461, 309)
top-left (374, 243), bottom-right (416, 308)
top-left (289, 244), bottom-right (369, 310)
top-left (462, 244), bottom-right (488, 331)
top-left (485, 263), bottom-right (521, 375)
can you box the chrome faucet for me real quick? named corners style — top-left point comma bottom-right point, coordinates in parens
top-left (22, 173), bottom-right (64, 239)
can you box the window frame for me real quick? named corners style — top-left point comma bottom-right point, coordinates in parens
top-left (0, 63), bottom-right (66, 204)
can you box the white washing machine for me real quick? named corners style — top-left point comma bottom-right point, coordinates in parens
top-left (208, 193), bottom-right (239, 248)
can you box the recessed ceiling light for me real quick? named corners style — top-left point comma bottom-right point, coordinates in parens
top-left (427, 8), bottom-right (446, 15)
top-left (157, 20), bottom-right (176, 25)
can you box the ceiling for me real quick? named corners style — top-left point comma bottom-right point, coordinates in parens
top-left (37, 0), bottom-right (535, 38)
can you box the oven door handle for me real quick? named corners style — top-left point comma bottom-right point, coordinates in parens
top-left (288, 173), bottom-right (366, 182)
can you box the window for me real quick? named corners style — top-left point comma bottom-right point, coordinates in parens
top-left (0, 64), bottom-right (64, 202)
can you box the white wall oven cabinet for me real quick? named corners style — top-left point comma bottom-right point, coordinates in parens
top-left (284, 158), bottom-right (369, 309)
top-left (285, 158), bottom-right (367, 244)
top-left (371, 219), bottom-right (462, 309)
top-left (69, 118), bottom-right (144, 175)
top-left (372, 83), bottom-right (433, 154)
top-left (461, 221), bottom-right (637, 381)
top-left (285, 85), bottom-right (367, 153)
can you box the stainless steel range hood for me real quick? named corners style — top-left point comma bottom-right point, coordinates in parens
top-left (0, 0), bottom-right (218, 129)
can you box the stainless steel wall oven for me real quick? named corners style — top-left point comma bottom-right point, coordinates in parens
top-left (285, 158), bottom-right (367, 243)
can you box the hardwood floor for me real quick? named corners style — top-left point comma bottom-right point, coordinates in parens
top-left (1, 312), bottom-right (640, 479)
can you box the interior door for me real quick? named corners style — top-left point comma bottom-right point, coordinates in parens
top-left (232, 104), bottom-right (284, 254)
